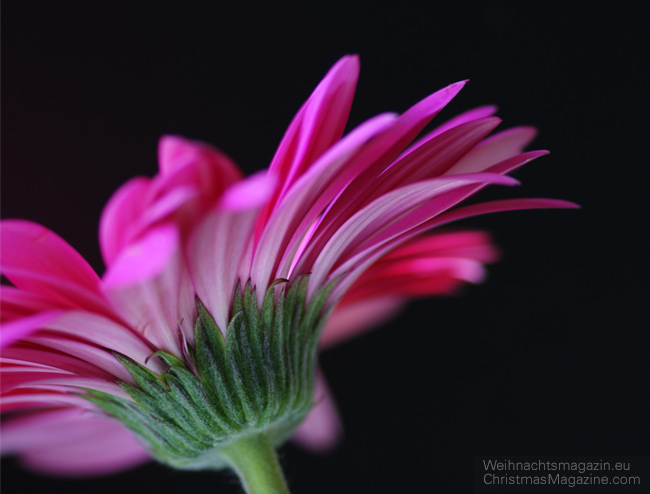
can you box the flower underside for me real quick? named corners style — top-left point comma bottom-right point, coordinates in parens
top-left (84, 277), bottom-right (334, 470)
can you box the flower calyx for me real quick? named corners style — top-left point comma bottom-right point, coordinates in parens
top-left (83, 277), bottom-right (333, 470)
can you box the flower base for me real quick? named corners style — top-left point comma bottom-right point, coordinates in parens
top-left (83, 278), bottom-right (333, 471)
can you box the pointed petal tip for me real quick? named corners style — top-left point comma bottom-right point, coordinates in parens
top-left (329, 54), bottom-right (360, 78)
top-left (555, 200), bottom-right (581, 209)
top-left (452, 172), bottom-right (520, 187)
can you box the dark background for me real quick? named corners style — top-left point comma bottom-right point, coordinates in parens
top-left (2, 2), bottom-right (648, 492)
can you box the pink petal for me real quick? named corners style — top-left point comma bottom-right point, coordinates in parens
top-left (249, 113), bottom-right (397, 294)
top-left (1, 220), bottom-right (104, 297)
top-left (158, 135), bottom-right (241, 182)
top-left (0, 286), bottom-right (61, 319)
top-left (444, 126), bottom-right (538, 175)
top-left (219, 170), bottom-right (277, 211)
top-left (381, 231), bottom-right (498, 264)
top-left (1, 367), bottom-right (124, 396)
top-left (286, 81), bottom-right (469, 275)
top-left (153, 137), bottom-right (242, 215)
top-left (348, 258), bottom-right (487, 300)
top-left (1, 408), bottom-right (150, 476)
top-left (0, 266), bottom-right (114, 317)
top-left (2, 346), bottom-right (116, 380)
top-left (0, 391), bottom-right (99, 412)
top-left (99, 177), bottom-right (151, 266)
top-left (400, 105), bottom-right (498, 158)
top-left (140, 185), bottom-right (201, 226)
top-left (425, 198), bottom-right (582, 230)
top-left (329, 198), bottom-right (579, 302)
top-left (264, 56), bottom-right (360, 214)
top-left (105, 246), bottom-right (195, 356)
top-left (359, 116), bottom-right (502, 197)
top-left (33, 311), bottom-right (160, 372)
top-left (188, 207), bottom-right (258, 332)
top-left (20, 333), bottom-right (136, 383)
top-left (0, 311), bottom-right (64, 350)
top-left (308, 173), bottom-right (518, 293)
top-left (320, 296), bottom-right (406, 349)
top-left (103, 223), bottom-right (180, 288)
top-left (291, 370), bottom-right (342, 451)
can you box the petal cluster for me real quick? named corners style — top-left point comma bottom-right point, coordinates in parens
top-left (0, 55), bottom-right (576, 476)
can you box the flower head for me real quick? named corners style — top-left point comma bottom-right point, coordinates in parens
top-left (0, 56), bottom-right (576, 477)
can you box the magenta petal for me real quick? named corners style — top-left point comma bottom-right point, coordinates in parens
top-left (103, 223), bottom-right (180, 288)
top-left (140, 185), bottom-right (200, 225)
top-left (2, 346), bottom-right (116, 380)
top-left (158, 134), bottom-right (201, 174)
top-left (268, 55), bottom-right (360, 194)
top-left (0, 311), bottom-right (64, 350)
top-left (420, 105), bottom-right (499, 142)
top-left (0, 286), bottom-right (61, 319)
top-left (249, 113), bottom-right (397, 292)
top-left (1, 409), bottom-right (150, 476)
top-left (1, 266), bottom-right (114, 317)
top-left (445, 126), bottom-right (538, 175)
top-left (219, 170), bottom-right (277, 211)
top-left (1, 220), bottom-right (103, 293)
top-left (0, 391), bottom-right (99, 412)
top-left (308, 173), bottom-right (518, 292)
top-left (383, 231), bottom-right (498, 264)
top-left (289, 81), bottom-right (469, 272)
top-left (428, 198), bottom-right (581, 229)
top-left (375, 116), bottom-right (503, 190)
top-left (106, 247), bottom-right (194, 356)
top-left (157, 135), bottom-right (241, 182)
top-left (320, 296), bottom-right (405, 349)
top-left (36, 311), bottom-right (159, 372)
top-left (188, 208), bottom-right (258, 331)
top-left (291, 370), bottom-right (343, 452)
top-left (99, 176), bottom-right (151, 266)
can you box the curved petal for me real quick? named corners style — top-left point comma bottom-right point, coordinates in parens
top-left (262, 55), bottom-right (360, 218)
top-left (308, 173), bottom-right (518, 294)
top-left (0, 286), bottom-right (62, 319)
top-left (285, 81), bottom-right (469, 277)
top-left (1, 220), bottom-right (105, 299)
top-left (1, 408), bottom-right (150, 476)
top-left (158, 135), bottom-right (241, 183)
top-left (291, 370), bottom-right (342, 452)
top-left (0, 311), bottom-right (64, 350)
top-left (105, 246), bottom-right (194, 356)
top-left (219, 170), bottom-right (277, 212)
top-left (249, 113), bottom-right (397, 294)
top-left (444, 126), bottom-right (538, 175)
top-left (99, 177), bottom-right (151, 266)
top-left (103, 223), bottom-right (180, 288)
top-left (320, 296), bottom-right (406, 349)
top-left (188, 207), bottom-right (258, 332)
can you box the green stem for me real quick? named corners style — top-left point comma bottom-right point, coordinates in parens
top-left (220, 433), bottom-right (290, 494)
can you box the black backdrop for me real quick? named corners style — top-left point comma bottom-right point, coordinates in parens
top-left (2, 2), bottom-right (648, 492)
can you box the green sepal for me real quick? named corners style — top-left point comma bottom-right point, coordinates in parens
top-left (83, 277), bottom-right (335, 470)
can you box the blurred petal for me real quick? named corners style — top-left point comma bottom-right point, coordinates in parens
top-left (291, 370), bottom-right (342, 452)
top-left (99, 177), bottom-right (151, 266)
top-left (103, 223), bottom-right (179, 288)
top-left (1, 409), bottom-right (150, 476)
top-left (321, 296), bottom-right (405, 349)
top-left (219, 170), bottom-right (277, 211)
top-left (0, 311), bottom-right (63, 350)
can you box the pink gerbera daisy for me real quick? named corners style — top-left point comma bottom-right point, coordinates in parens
top-left (0, 56), bottom-right (576, 489)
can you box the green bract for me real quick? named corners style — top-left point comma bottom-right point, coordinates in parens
top-left (83, 277), bottom-right (334, 470)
